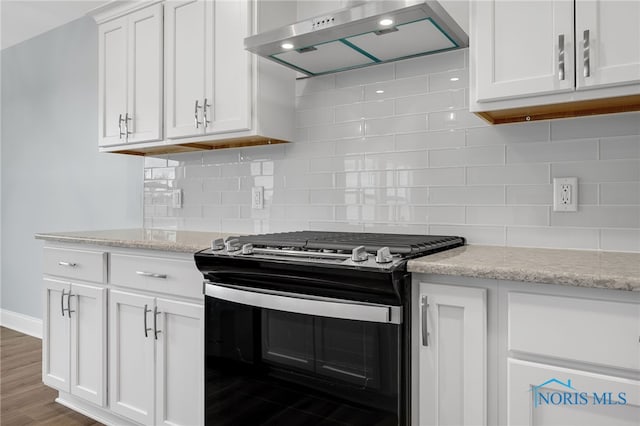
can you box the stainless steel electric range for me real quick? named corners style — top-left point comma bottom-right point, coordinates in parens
top-left (194, 231), bottom-right (465, 426)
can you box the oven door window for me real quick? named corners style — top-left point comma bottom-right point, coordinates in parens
top-left (206, 297), bottom-right (400, 426)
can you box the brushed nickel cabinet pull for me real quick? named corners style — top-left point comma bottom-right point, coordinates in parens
top-left (194, 100), bottom-right (202, 128)
top-left (61, 289), bottom-right (67, 317)
top-left (118, 114), bottom-right (125, 139)
top-left (558, 33), bottom-right (565, 81)
top-left (421, 295), bottom-right (429, 346)
top-left (66, 293), bottom-right (75, 318)
top-left (124, 112), bottom-right (132, 138)
top-left (58, 261), bottom-right (77, 267)
top-left (143, 304), bottom-right (153, 338)
top-left (583, 29), bottom-right (591, 78)
top-left (153, 306), bottom-right (162, 340)
top-left (203, 98), bottom-right (211, 127)
top-left (136, 271), bottom-right (167, 279)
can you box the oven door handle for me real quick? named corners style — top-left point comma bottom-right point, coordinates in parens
top-left (205, 283), bottom-right (402, 324)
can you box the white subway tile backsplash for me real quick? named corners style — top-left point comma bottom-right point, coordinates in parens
top-left (467, 164), bottom-right (549, 185)
top-left (144, 49), bottom-right (640, 252)
top-left (466, 121), bottom-right (550, 146)
top-left (395, 49), bottom-right (465, 79)
top-left (428, 109), bottom-right (487, 130)
top-left (507, 226), bottom-right (599, 250)
top-left (599, 135), bottom-right (640, 160)
top-left (365, 114), bottom-right (428, 136)
top-left (397, 168), bottom-right (465, 187)
top-left (550, 112), bottom-right (640, 140)
top-left (363, 76), bottom-right (429, 101)
top-left (429, 146), bottom-right (504, 167)
top-left (335, 63), bottom-right (395, 88)
top-left (466, 206), bottom-right (549, 226)
top-left (507, 139), bottom-right (598, 163)
top-left (428, 69), bottom-right (468, 92)
top-left (395, 89), bottom-right (465, 115)
top-left (429, 186), bottom-right (505, 205)
top-left (550, 206), bottom-right (640, 228)
top-left (430, 224), bottom-right (505, 245)
top-left (600, 229), bottom-right (640, 252)
top-left (552, 159), bottom-right (640, 182)
top-left (600, 182), bottom-right (640, 205)
top-left (395, 130), bottom-right (465, 151)
top-left (334, 100), bottom-right (394, 123)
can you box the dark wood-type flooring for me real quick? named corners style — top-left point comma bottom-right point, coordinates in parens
top-left (0, 326), bottom-right (103, 425)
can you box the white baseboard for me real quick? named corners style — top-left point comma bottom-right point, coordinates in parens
top-left (0, 309), bottom-right (42, 339)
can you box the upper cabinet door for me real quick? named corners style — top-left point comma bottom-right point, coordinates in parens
top-left (473, 0), bottom-right (574, 102)
top-left (576, 0), bottom-right (640, 90)
top-left (98, 16), bottom-right (127, 147)
top-left (126, 4), bottom-right (163, 144)
top-left (165, 0), bottom-right (207, 139)
top-left (205, 0), bottom-right (250, 135)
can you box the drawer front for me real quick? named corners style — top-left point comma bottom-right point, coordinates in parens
top-left (43, 247), bottom-right (106, 283)
top-left (508, 292), bottom-right (640, 371)
top-left (110, 253), bottom-right (203, 299)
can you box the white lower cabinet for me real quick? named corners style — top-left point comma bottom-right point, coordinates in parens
top-left (508, 359), bottom-right (640, 426)
top-left (43, 277), bottom-right (107, 407)
top-left (109, 289), bottom-right (203, 426)
top-left (413, 282), bottom-right (487, 426)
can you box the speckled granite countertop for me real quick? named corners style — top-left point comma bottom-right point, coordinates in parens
top-left (408, 245), bottom-right (640, 291)
top-left (35, 229), bottom-right (235, 253)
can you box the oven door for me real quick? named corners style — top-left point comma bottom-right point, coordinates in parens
top-left (204, 282), bottom-right (403, 426)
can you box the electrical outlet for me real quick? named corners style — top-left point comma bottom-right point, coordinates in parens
top-left (553, 177), bottom-right (578, 212)
top-left (251, 186), bottom-right (264, 209)
top-left (172, 189), bottom-right (182, 209)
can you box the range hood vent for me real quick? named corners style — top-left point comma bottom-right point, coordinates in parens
top-left (245, 1), bottom-right (468, 76)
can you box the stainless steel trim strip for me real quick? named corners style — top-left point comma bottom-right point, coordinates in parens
top-left (205, 283), bottom-right (402, 324)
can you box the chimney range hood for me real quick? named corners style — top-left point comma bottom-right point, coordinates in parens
top-left (244, 0), bottom-right (468, 76)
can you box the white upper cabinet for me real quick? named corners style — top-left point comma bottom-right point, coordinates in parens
top-left (471, 0), bottom-right (640, 123)
top-left (473, 0), bottom-right (574, 102)
top-left (98, 3), bottom-right (162, 147)
top-left (165, 0), bottom-right (249, 139)
top-left (92, 0), bottom-right (295, 155)
top-left (576, 0), bottom-right (640, 89)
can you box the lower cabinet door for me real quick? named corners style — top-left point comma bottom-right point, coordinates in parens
top-left (69, 283), bottom-right (107, 406)
top-left (415, 282), bottom-right (487, 426)
top-left (42, 278), bottom-right (71, 392)
top-left (155, 298), bottom-right (204, 426)
top-left (109, 290), bottom-right (156, 425)
top-left (508, 359), bottom-right (640, 426)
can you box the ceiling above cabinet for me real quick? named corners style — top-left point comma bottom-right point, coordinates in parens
top-left (244, 0), bottom-right (468, 76)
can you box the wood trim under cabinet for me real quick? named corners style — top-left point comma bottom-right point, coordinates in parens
top-left (104, 136), bottom-right (289, 156)
top-left (474, 94), bottom-right (640, 124)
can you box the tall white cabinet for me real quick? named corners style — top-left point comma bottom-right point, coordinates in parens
top-left (98, 3), bottom-right (163, 146)
top-left (413, 282), bottom-right (487, 426)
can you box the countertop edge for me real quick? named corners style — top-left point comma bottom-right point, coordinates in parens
top-left (35, 233), bottom-right (208, 254)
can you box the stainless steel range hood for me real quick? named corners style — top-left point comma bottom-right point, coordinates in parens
top-left (245, 0), bottom-right (468, 76)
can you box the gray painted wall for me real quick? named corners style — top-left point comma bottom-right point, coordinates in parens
top-left (1, 16), bottom-right (143, 319)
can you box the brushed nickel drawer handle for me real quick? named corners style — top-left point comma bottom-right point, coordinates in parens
top-left (143, 304), bottom-right (152, 338)
top-left (136, 271), bottom-right (167, 279)
top-left (421, 295), bottom-right (429, 346)
top-left (583, 29), bottom-right (591, 78)
top-left (58, 261), bottom-right (77, 267)
top-left (153, 306), bottom-right (162, 340)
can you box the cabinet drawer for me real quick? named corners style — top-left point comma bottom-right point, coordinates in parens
top-left (508, 292), bottom-right (640, 371)
top-left (43, 247), bottom-right (106, 283)
top-left (110, 253), bottom-right (203, 299)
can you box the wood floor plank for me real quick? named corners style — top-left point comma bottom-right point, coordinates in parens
top-left (0, 326), bottom-right (103, 426)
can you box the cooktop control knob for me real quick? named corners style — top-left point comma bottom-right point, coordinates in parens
top-left (241, 243), bottom-right (254, 255)
top-left (375, 247), bottom-right (393, 263)
top-left (351, 245), bottom-right (368, 262)
top-left (225, 238), bottom-right (241, 252)
top-left (211, 238), bottom-right (225, 251)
